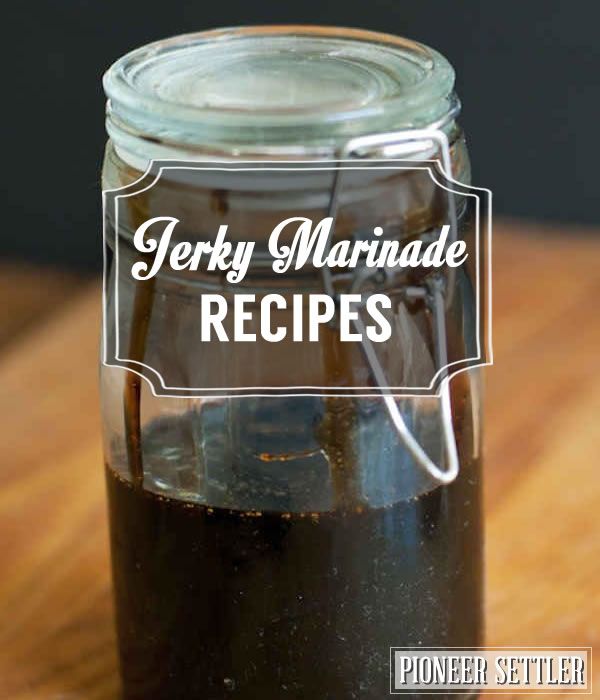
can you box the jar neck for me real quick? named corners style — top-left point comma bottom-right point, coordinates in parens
top-left (107, 99), bottom-right (460, 174)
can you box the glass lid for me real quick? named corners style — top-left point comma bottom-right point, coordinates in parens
top-left (104, 25), bottom-right (456, 154)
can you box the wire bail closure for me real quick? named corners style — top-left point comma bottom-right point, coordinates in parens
top-left (324, 121), bottom-right (460, 486)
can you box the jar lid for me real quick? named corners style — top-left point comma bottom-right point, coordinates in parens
top-left (104, 25), bottom-right (456, 160)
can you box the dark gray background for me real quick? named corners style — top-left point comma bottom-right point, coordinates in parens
top-left (2, 1), bottom-right (598, 269)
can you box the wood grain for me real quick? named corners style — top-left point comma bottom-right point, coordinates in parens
top-left (0, 262), bottom-right (84, 350)
top-left (0, 222), bottom-right (599, 698)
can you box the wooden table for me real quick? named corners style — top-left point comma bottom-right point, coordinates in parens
top-left (1, 223), bottom-right (599, 698)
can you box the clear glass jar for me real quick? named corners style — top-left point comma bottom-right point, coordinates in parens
top-left (102, 26), bottom-right (483, 700)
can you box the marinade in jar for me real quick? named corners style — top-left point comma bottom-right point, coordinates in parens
top-left (107, 387), bottom-right (482, 700)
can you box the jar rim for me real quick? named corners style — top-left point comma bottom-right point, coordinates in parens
top-left (103, 25), bottom-right (456, 153)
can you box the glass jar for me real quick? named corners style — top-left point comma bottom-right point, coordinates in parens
top-left (101, 26), bottom-right (483, 700)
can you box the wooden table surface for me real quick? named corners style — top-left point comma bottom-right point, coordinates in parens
top-left (1, 222), bottom-right (599, 699)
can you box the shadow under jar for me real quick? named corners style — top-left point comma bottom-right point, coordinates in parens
top-left (101, 26), bottom-right (483, 700)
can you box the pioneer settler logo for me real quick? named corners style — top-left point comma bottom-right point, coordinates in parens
top-left (390, 648), bottom-right (591, 694)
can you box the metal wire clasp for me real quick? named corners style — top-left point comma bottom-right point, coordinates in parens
top-left (324, 123), bottom-right (461, 486)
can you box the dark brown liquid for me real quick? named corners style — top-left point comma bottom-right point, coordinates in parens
top-left (106, 452), bottom-right (482, 700)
